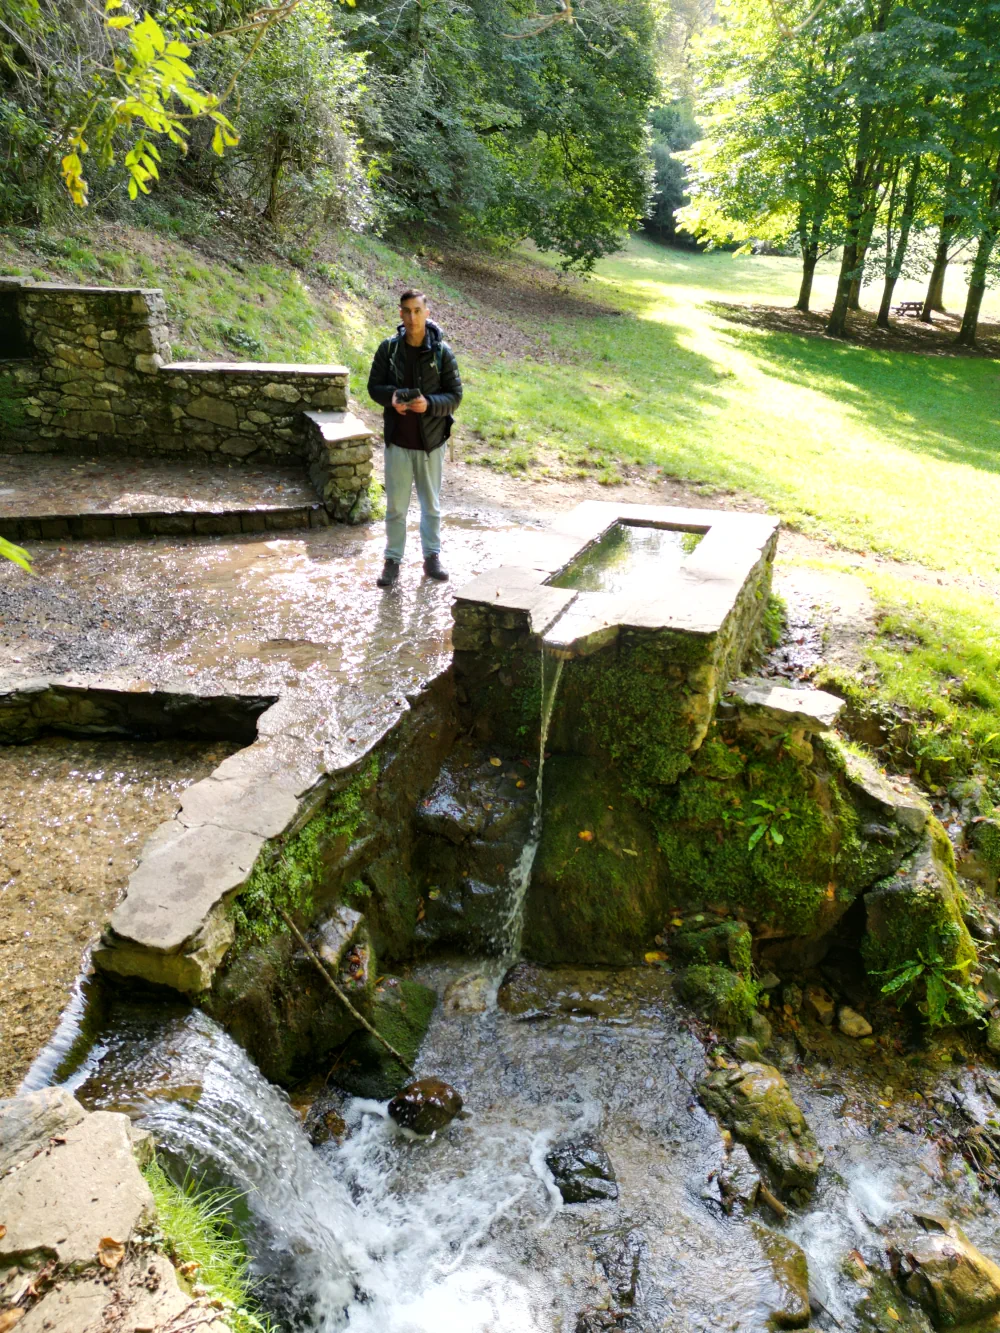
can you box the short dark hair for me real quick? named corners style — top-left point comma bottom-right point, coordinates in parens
top-left (399, 289), bottom-right (426, 304)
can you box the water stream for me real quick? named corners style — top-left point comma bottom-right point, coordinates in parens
top-left (496, 650), bottom-right (564, 958)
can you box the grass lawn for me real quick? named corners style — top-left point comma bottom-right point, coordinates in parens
top-left (463, 238), bottom-right (1000, 577)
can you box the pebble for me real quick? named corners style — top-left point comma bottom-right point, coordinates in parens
top-left (838, 1006), bottom-right (873, 1038)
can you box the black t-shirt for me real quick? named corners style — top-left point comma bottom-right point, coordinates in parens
top-left (394, 342), bottom-right (424, 451)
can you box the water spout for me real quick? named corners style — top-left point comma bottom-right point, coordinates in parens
top-left (496, 649), bottom-right (563, 959)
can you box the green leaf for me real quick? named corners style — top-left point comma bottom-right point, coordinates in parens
top-left (770, 827), bottom-right (784, 846)
top-left (880, 962), bottom-right (923, 995)
top-left (0, 536), bottom-right (32, 572)
top-left (748, 823), bottom-right (766, 851)
top-left (925, 972), bottom-right (950, 1028)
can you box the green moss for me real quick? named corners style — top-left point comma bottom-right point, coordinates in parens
top-left (570, 635), bottom-right (708, 802)
top-left (334, 977), bottom-right (438, 1098)
top-left (142, 1157), bottom-right (272, 1333)
top-left (652, 726), bottom-right (834, 934)
top-left (678, 963), bottom-right (760, 1031)
top-left (230, 756), bottom-right (378, 949)
top-left (0, 372), bottom-right (27, 429)
top-left (760, 593), bottom-right (787, 650)
top-left (672, 919), bottom-right (753, 971)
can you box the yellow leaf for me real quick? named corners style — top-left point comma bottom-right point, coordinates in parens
top-left (105, 0), bottom-right (124, 7)
top-left (97, 1236), bottom-right (126, 1270)
top-left (670, 917), bottom-right (683, 927)
top-left (128, 177), bottom-right (138, 200)
top-left (211, 123), bottom-right (225, 157)
top-left (644, 951), bottom-right (668, 964)
top-left (578, 830), bottom-right (594, 841)
top-left (489, 757), bottom-right (502, 767)
top-left (886, 1309), bottom-right (900, 1322)
top-left (515, 779), bottom-right (526, 789)
top-left (0, 1309), bottom-right (24, 1331)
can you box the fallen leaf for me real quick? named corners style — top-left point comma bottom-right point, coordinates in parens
top-left (886, 1309), bottom-right (900, 1322)
top-left (578, 830), bottom-right (594, 841)
top-left (489, 757), bottom-right (502, 767)
top-left (97, 1237), bottom-right (126, 1271)
top-left (515, 780), bottom-right (526, 789)
top-left (670, 918), bottom-right (683, 928)
top-left (622, 848), bottom-right (639, 857)
top-left (644, 951), bottom-right (668, 964)
top-left (0, 1226), bottom-right (5, 1241)
top-left (0, 1310), bottom-right (24, 1332)
top-left (178, 1260), bottom-right (201, 1277)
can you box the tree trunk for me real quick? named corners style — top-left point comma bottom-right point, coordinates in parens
top-left (878, 156), bottom-right (921, 328)
top-left (827, 110), bottom-right (877, 338)
top-left (956, 156), bottom-right (1000, 347)
top-left (797, 245), bottom-right (819, 313)
top-left (921, 155), bottom-right (962, 320)
top-left (956, 233), bottom-right (996, 346)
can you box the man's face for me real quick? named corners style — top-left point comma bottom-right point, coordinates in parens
top-left (400, 295), bottom-right (428, 343)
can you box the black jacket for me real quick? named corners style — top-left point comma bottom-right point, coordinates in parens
top-left (367, 320), bottom-right (463, 453)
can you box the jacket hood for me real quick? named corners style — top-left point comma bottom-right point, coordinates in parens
top-left (395, 319), bottom-right (444, 348)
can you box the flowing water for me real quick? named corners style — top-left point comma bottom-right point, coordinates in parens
top-left (496, 651), bottom-right (564, 958)
top-left (69, 965), bottom-right (1000, 1333)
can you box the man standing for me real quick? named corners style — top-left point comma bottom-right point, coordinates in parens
top-left (367, 290), bottom-right (463, 588)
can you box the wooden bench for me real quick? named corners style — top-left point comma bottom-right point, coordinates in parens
top-left (894, 300), bottom-right (924, 318)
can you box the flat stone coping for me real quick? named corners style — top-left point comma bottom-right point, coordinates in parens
top-left (725, 678), bottom-right (845, 731)
top-left (304, 410), bottom-right (376, 444)
top-left (455, 501), bottom-right (780, 656)
top-left (162, 360), bottom-right (350, 376)
top-left (0, 276), bottom-right (158, 296)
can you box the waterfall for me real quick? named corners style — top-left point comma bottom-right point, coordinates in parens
top-left (496, 650), bottom-right (564, 958)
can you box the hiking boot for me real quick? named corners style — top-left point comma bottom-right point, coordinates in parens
top-left (377, 557), bottom-right (400, 587)
top-left (423, 553), bottom-right (449, 582)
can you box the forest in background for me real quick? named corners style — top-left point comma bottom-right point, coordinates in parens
top-left (1, 0), bottom-right (999, 340)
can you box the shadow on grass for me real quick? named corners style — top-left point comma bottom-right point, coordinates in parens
top-left (719, 322), bottom-right (1000, 478)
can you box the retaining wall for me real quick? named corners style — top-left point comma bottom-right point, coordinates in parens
top-left (0, 276), bottom-right (373, 521)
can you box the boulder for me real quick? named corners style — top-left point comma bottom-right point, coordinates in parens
top-left (678, 964), bottom-right (758, 1033)
top-left (698, 1063), bottom-right (823, 1197)
top-left (716, 1142), bottom-right (761, 1216)
top-left (388, 1078), bottom-right (463, 1135)
top-left (752, 1223), bottom-right (811, 1330)
top-left (863, 819), bottom-right (978, 998)
top-left (889, 1212), bottom-right (1000, 1329)
top-left (546, 1133), bottom-right (618, 1203)
top-left (497, 962), bottom-right (555, 1019)
top-left (672, 919), bottom-right (753, 971)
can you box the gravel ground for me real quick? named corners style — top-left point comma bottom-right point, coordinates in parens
top-left (0, 736), bottom-right (233, 1095)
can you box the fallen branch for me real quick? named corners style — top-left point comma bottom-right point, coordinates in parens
top-left (279, 909), bottom-right (415, 1077)
top-left (756, 1182), bottom-right (788, 1220)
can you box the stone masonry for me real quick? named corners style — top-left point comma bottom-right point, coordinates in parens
top-left (0, 276), bottom-right (373, 521)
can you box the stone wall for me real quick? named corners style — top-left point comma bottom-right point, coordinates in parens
top-left (0, 275), bottom-right (373, 521)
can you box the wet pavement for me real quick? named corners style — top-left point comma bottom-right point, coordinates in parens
top-left (0, 735), bottom-right (232, 1095)
top-left (0, 454), bottom-right (318, 518)
top-left (0, 506), bottom-right (556, 714)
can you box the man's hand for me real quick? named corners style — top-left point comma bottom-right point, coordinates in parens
top-left (391, 390), bottom-right (409, 414)
top-left (407, 394), bottom-right (428, 414)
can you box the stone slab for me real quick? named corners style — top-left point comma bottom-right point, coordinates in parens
top-left (163, 361), bottom-right (350, 376)
top-left (317, 905), bottom-right (365, 969)
top-left (178, 775), bottom-right (301, 839)
top-left (726, 679), bottom-right (845, 731)
top-left (453, 566), bottom-right (576, 635)
top-left (109, 823), bottom-right (263, 952)
top-left (304, 410), bottom-right (376, 444)
top-left (0, 1109), bottom-right (153, 1268)
top-left (0, 1087), bottom-right (86, 1177)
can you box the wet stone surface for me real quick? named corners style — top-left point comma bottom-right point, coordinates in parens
top-left (0, 453), bottom-right (319, 518)
top-left (0, 735), bottom-right (232, 1095)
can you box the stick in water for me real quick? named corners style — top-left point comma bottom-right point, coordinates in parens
top-left (279, 908), bottom-right (415, 1076)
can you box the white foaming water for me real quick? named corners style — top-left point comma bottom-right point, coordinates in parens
top-left (496, 652), bottom-right (564, 957)
top-left (126, 1013), bottom-right (551, 1332)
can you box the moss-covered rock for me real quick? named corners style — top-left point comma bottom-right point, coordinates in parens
top-left (521, 757), bottom-right (664, 965)
top-left (698, 1062), bottom-right (824, 1198)
top-left (678, 964), bottom-right (759, 1032)
top-left (333, 977), bottom-right (437, 1099)
top-left (752, 1223), bottom-right (811, 1331)
top-left (672, 919), bottom-right (753, 971)
top-left (862, 818), bottom-right (978, 991)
